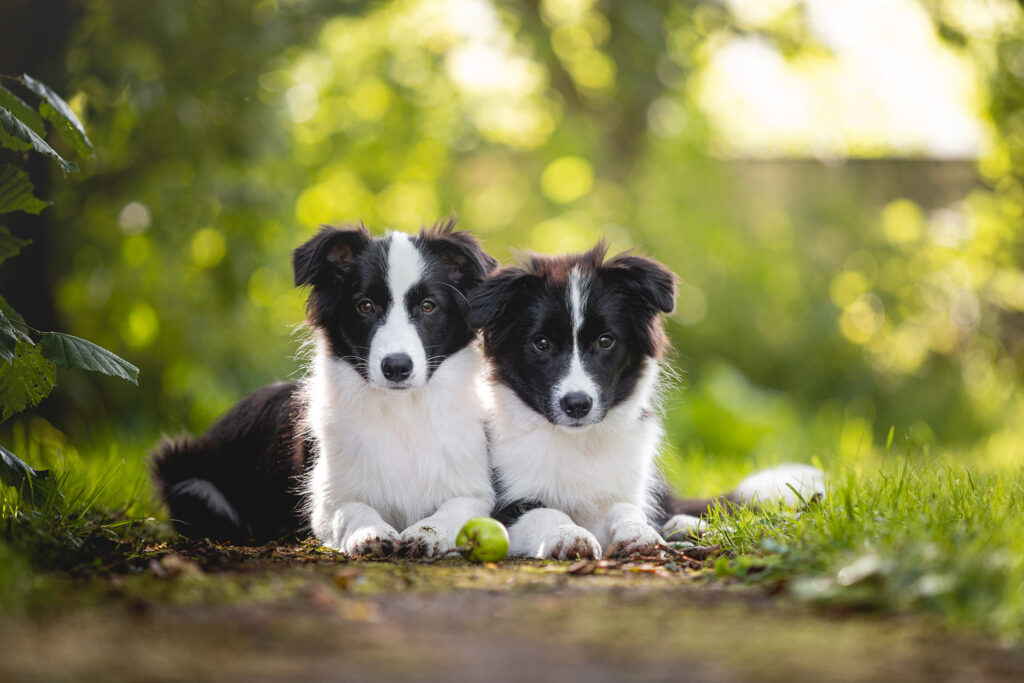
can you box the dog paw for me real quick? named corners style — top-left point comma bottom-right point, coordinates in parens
top-left (539, 525), bottom-right (601, 560)
top-left (606, 521), bottom-right (665, 557)
top-left (661, 514), bottom-right (707, 541)
top-left (342, 525), bottom-right (401, 558)
top-left (399, 525), bottom-right (451, 559)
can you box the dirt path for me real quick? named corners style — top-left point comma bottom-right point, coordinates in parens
top-left (2, 543), bottom-right (1022, 681)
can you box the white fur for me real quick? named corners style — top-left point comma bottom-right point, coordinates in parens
top-left (552, 267), bottom-right (600, 426)
top-left (169, 478), bottom-right (241, 528)
top-left (732, 463), bottom-right (826, 506)
top-left (306, 341), bottom-right (494, 556)
top-left (491, 357), bottom-right (666, 558)
top-left (367, 232), bottom-right (429, 390)
top-left (305, 231), bottom-right (493, 557)
top-left (509, 508), bottom-right (601, 560)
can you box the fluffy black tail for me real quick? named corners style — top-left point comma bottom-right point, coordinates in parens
top-left (151, 438), bottom-right (254, 543)
top-left (149, 382), bottom-right (312, 544)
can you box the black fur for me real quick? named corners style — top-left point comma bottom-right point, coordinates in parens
top-left (300, 219), bottom-right (496, 381)
top-left (150, 382), bottom-right (311, 543)
top-left (470, 243), bottom-right (677, 426)
top-left (151, 218), bottom-right (496, 543)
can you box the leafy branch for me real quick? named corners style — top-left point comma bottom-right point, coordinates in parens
top-left (1, 73), bottom-right (137, 502)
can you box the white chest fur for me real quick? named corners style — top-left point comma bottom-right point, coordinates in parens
top-left (304, 341), bottom-right (493, 535)
top-left (489, 359), bottom-right (664, 541)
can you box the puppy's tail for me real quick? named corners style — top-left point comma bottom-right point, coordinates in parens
top-left (659, 463), bottom-right (826, 528)
top-left (730, 463), bottom-right (826, 507)
top-left (150, 438), bottom-right (252, 542)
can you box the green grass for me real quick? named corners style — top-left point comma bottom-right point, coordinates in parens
top-left (693, 457), bottom-right (1024, 642)
top-left (0, 421), bottom-right (157, 610)
top-left (2, 419), bottom-right (1024, 644)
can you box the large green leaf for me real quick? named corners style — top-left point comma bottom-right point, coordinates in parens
top-left (0, 85), bottom-right (45, 137)
top-left (0, 226), bottom-right (31, 267)
top-left (0, 107), bottom-right (78, 174)
top-left (0, 443), bottom-right (57, 505)
top-left (40, 332), bottom-right (139, 385)
top-left (0, 167), bottom-right (48, 215)
top-left (0, 341), bottom-right (56, 421)
top-left (21, 74), bottom-right (93, 158)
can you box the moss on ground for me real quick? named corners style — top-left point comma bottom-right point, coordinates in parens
top-left (3, 540), bottom-right (1024, 681)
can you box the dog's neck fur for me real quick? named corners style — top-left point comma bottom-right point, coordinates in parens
top-left (303, 333), bottom-right (493, 534)
top-left (488, 357), bottom-right (664, 540)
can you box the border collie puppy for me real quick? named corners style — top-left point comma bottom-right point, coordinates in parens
top-left (471, 244), bottom-right (824, 559)
top-left (470, 244), bottom-right (677, 559)
top-left (152, 220), bottom-right (497, 558)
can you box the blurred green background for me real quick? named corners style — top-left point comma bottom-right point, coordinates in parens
top-left (2, 0), bottom-right (1023, 474)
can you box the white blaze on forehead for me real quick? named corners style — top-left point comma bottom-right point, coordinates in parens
top-left (554, 266), bottom-right (600, 417)
top-left (368, 232), bottom-right (429, 389)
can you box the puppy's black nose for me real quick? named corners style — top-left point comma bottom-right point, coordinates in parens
top-left (381, 353), bottom-right (413, 381)
top-left (560, 392), bottom-right (592, 419)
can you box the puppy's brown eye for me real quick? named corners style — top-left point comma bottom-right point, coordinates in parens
top-left (534, 336), bottom-right (550, 351)
top-left (420, 299), bottom-right (437, 313)
top-left (598, 334), bottom-right (614, 349)
top-left (357, 299), bottom-right (374, 314)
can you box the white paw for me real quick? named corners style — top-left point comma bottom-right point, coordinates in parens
top-left (399, 525), bottom-right (452, 559)
top-left (342, 524), bottom-right (401, 558)
top-left (606, 521), bottom-right (665, 557)
top-left (539, 525), bottom-right (601, 560)
top-left (661, 514), bottom-right (707, 541)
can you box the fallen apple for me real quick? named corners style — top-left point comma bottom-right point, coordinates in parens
top-left (456, 517), bottom-right (509, 563)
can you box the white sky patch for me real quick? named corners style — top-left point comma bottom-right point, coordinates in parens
top-left (696, 0), bottom-right (993, 159)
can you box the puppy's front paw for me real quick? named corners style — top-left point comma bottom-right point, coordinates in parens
top-left (607, 521), bottom-right (665, 557)
top-left (343, 525), bottom-right (401, 558)
top-left (399, 525), bottom-right (451, 559)
top-left (661, 514), bottom-right (707, 541)
top-left (539, 525), bottom-right (601, 560)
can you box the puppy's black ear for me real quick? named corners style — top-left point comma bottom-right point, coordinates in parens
top-left (604, 254), bottom-right (677, 314)
top-left (419, 217), bottom-right (499, 292)
top-left (293, 225), bottom-right (371, 287)
top-left (467, 268), bottom-right (533, 330)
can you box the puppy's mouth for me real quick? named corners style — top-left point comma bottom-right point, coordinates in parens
top-left (546, 412), bottom-right (605, 430)
top-left (379, 380), bottom-right (417, 392)
top-left (558, 421), bottom-right (596, 432)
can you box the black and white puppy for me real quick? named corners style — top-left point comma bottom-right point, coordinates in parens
top-left (152, 220), bottom-right (497, 558)
top-left (471, 243), bottom-right (826, 559)
top-left (470, 244), bottom-right (679, 559)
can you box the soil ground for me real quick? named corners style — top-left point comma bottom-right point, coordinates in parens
top-left (2, 541), bottom-right (1022, 682)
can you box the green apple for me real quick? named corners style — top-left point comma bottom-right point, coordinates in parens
top-left (456, 517), bottom-right (510, 563)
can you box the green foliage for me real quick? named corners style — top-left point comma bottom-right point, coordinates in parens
top-left (0, 167), bottom-right (48, 214)
top-left (0, 106), bottom-right (77, 174)
top-left (19, 73), bottom-right (94, 157)
top-left (36, 0), bottom-right (1022, 463)
top-left (0, 342), bottom-right (56, 421)
top-left (0, 74), bottom-right (138, 517)
top-left (705, 459), bottom-right (1024, 640)
top-left (39, 332), bottom-right (139, 384)
top-left (0, 226), bottom-right (31, 267)
top-left (0, 86), bottom-right (45, 137)
top-left (0, 444), bottom-right (56, 506)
